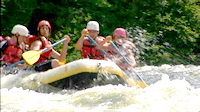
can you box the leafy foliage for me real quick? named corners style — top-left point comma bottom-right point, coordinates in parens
top-left (1, 0), bottom-right (200, 65)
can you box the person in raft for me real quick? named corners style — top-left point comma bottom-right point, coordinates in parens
top-left (76, 21), bottom-right (106, 59)
top-left (27, 20), bottom-right (70, 72)
top-left (1, 25), bottom-right (29, 68)
top-left (97, 28), bottom-right (137, 72)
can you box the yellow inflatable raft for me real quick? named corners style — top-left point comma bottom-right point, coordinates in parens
top-left (1, 59), bottom-right (137, 90)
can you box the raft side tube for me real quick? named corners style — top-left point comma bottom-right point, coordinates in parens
top-left (32, 59), bottom-right (125, 84)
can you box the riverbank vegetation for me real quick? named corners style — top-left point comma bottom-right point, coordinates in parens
top-left (1, 0), bottom-right (200, 66)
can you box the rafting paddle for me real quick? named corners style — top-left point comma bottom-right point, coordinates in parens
top-left (23, 38), bottom-right (67, 65)
top-left (110, 41), bottom-right (148, 88)
top-left (87, 35), bottom-right (147, 88)
top-left (4, 38), bottom-right (66, 69)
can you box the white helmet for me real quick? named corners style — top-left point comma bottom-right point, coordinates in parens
top-left (86, 21), bottom-right (99, 31)
top-left (11, 25), bottom-right (29, 37)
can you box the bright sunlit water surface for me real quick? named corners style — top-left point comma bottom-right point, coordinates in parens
top-left (1, 64), bottom-right (200, 112)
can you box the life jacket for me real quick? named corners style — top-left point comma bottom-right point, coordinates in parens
top-left (1, 37), bottom-right (23, 65)
top-left (26, 35), bottom-right (52, 64)
top-left (82, 36), bottom-right (105, 59)
top-left (107, 40), bottom-right (136, 70)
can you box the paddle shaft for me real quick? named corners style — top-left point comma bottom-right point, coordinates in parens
top-left (110, 42), bottom-right (129, 64)
top-left (4, 60), bottom-right (25, 70)
top-left (41, 38), bottom-right (66, 53)
top-left (4, 38), bottom-right (66, 69)
top-left (110, 42), bottom-right (147, 85)
top-left (87, 36), bottom-right (107, 55)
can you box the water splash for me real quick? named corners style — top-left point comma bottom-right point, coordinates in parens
top-left (1, 64), bottom-right (200, 112)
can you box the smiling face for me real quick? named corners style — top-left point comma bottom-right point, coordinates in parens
top-left (39, 25), bottom-right (50, 38)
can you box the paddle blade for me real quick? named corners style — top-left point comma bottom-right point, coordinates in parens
top-left (125, 78), bottom-right (148, 88)
top-left (22, 50), bottom-right (42, 65)
top-left (134, 80), bottom-right (148, 88)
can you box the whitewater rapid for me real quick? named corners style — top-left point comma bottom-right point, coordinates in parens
top-left (1, 64), bottom-right (200, 112)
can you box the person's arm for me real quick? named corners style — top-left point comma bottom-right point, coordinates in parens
top-left (76, 36), bottom-right (84, 51)
top-left (30, 40), bottom-right (42, 51)
top-left (116, 48), bottom-right (137, 69)
top-left (50, 35), bottom-right (70, 61)
top-left (76, 29), bottom-right (88, 50)
top-left (127, 50), bottom-right (137, 67)
top-left (125, 41), bottom-right (137, 67)
top-left (120, 50), bottom-right (136, 67)
top-left (96, 36), bottom-right (112, 51)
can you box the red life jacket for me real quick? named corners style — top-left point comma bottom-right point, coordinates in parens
top-left (1, 38), bottom-right (23, 65)
top-left (26, 35), bottom-right (52, 64)
top-left (82, 36), bottom-right (105, 59)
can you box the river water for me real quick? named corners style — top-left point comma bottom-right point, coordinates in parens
top-left (1, 64), bottom-right (200, 112)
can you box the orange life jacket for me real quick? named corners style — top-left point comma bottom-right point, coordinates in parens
top-left (82, 36), bottom-right (105, 59)
top-left (26, 35), bottom-right (52, 64)
top-left (1, 38), bottom-right (23, 65)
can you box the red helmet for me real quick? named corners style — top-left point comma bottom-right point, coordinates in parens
top-left (113, 28), bottom-right (127, 38)
top-left (37, 20), bottom-right (51, 32)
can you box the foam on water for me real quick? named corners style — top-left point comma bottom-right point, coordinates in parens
top-left (1, 64), bottom-right (200, 112)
